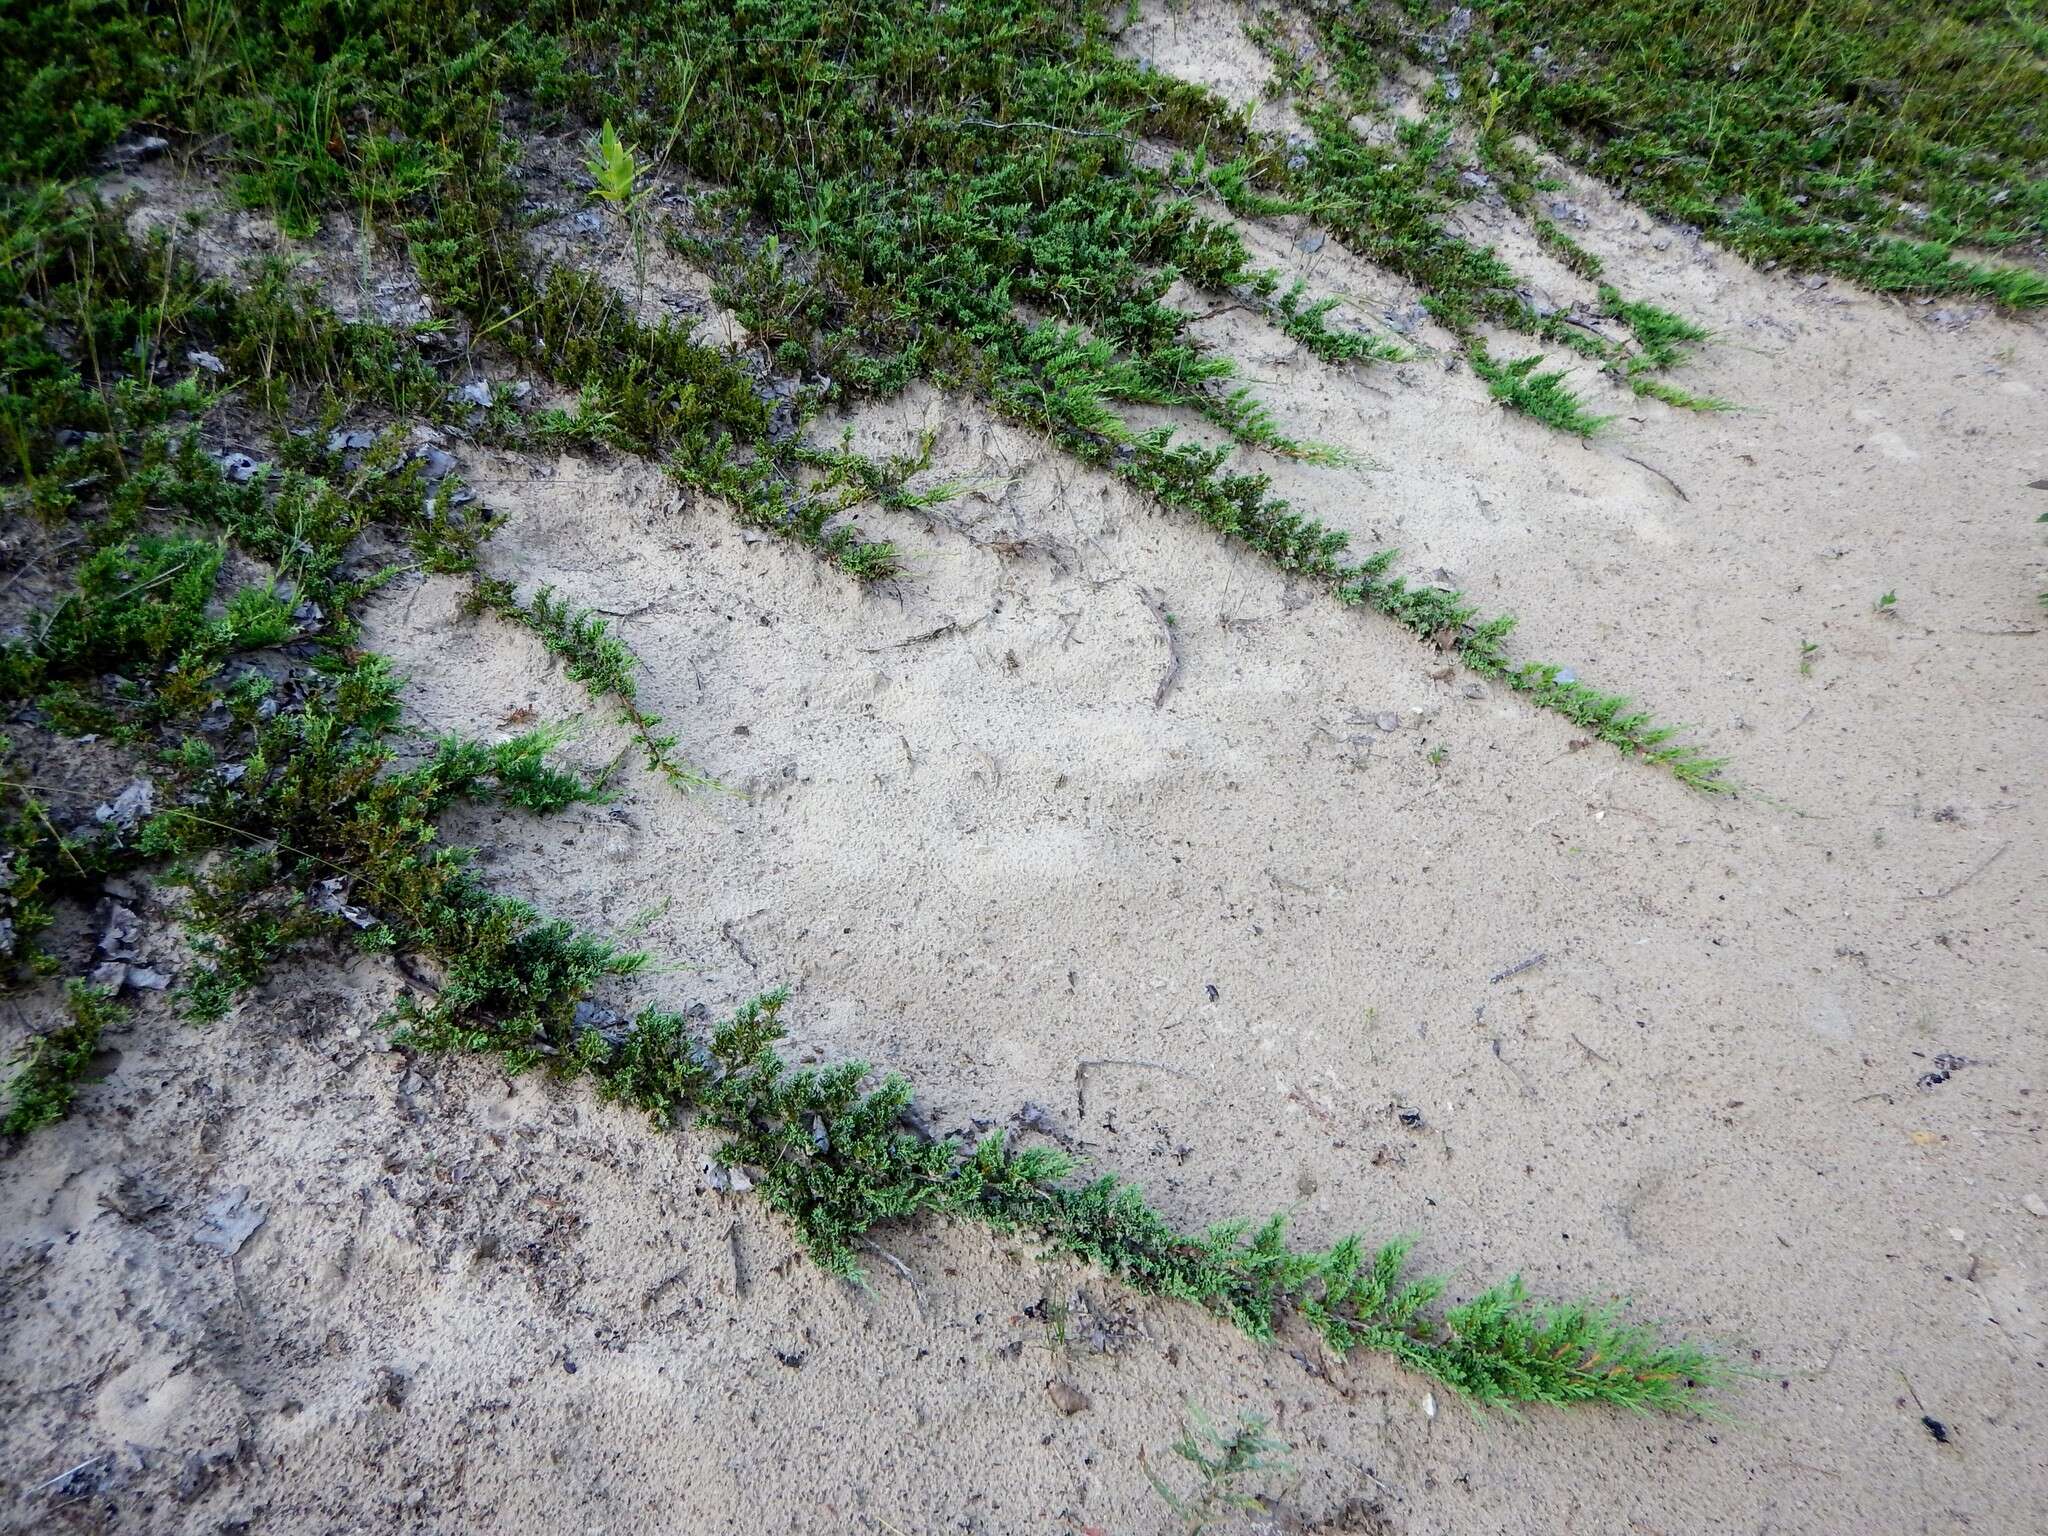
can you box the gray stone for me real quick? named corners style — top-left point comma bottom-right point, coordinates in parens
top-left (192, 1187), bottom-right (266, 1254)
top-left (94, 780), bottom-right (155, 832)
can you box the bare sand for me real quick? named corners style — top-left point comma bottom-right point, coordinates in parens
top-left (5, 5), bottom-right (2046, 1532)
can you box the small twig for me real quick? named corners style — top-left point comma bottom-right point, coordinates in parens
top-left (725, 1218), bottom-right (748, 1298)
top-left (30, 1453), bottom-right (108, 1494)
top-left (1899, 1369), bottom-right (1928, 1415)
top-left (1488, 1038), bottom-right (1539, 1100)
top-left (720, 920), bottom-right (760, 973)
top-left (1956, 622), bottom-right (2038, 636)
top-left (1137, 587), bottom-right (1184, 709)
top-left (859, 1240), bottom-right (926, 1321)
top-left (1620, 454), bottom-right (1689, 502)
top-left (1075, 1056), bottom-right (1195, 1119)
top-left (1489, 951), bottom-right (1548, 984)
top-left (1395, 780), bottom-right (1442, 811)
top-left (31, 559), bottom-right (193, 654)
top-left (956, 115), bottom-right (1123, 140)
top-left (24, 800), bottom-right (87, 877)
top-left (1906, 841), bottom-right (2009, 901)
top-left (1569, 1032), bottom-right (1613, 1066)
top-left (0, 536), bottom-right (83, 598)
top-left (862, 613), bottom-right (985, 652)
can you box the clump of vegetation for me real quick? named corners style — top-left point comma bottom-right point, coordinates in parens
top-left (1271, 277), bottom-right (1408, 365)
top-left (1336, 0), bottom-right (2048, 307)
top-left (1148, 1405), bottom-right (1293, 1534)
top-left (2, 982), bottom-right (122, 1134)
top-left (474, 581), bottom-right (718, 793)
top-left (1470, 347), bottom-right (1612, 437)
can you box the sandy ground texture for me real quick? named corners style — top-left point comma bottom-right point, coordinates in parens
top-left (6, 6), bottom-right (2048, 1533)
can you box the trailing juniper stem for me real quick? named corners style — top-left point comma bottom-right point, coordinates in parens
top-left (446, 986), bottom-right (1728, 1414)
top-left (470, 579), bottom-right (721, 794)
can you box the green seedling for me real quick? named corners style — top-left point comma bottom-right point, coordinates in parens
top-left (585, 119), bottom-right (654, 315)
top-left (1147, 1406), bottom-right (1291, 1535)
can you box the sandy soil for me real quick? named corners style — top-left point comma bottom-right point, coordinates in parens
top-left (5, 4), bottom-right (2046, 1532)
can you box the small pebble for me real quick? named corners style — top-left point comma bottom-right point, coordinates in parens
top-left (108, 134), bottom-right (170, 164)
top-left (1046, 1378), bottom-right (1092, 1416)
top-left (1948, 1227), bottom-right (1966, 1243)
top-left (2023, 1194), bottom-right (2047, 1218)
top-left (1376, 712), bottom-right (1400, 731)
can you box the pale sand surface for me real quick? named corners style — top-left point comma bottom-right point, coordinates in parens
top-left (5, 7), bottom-right (2045, 1531)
